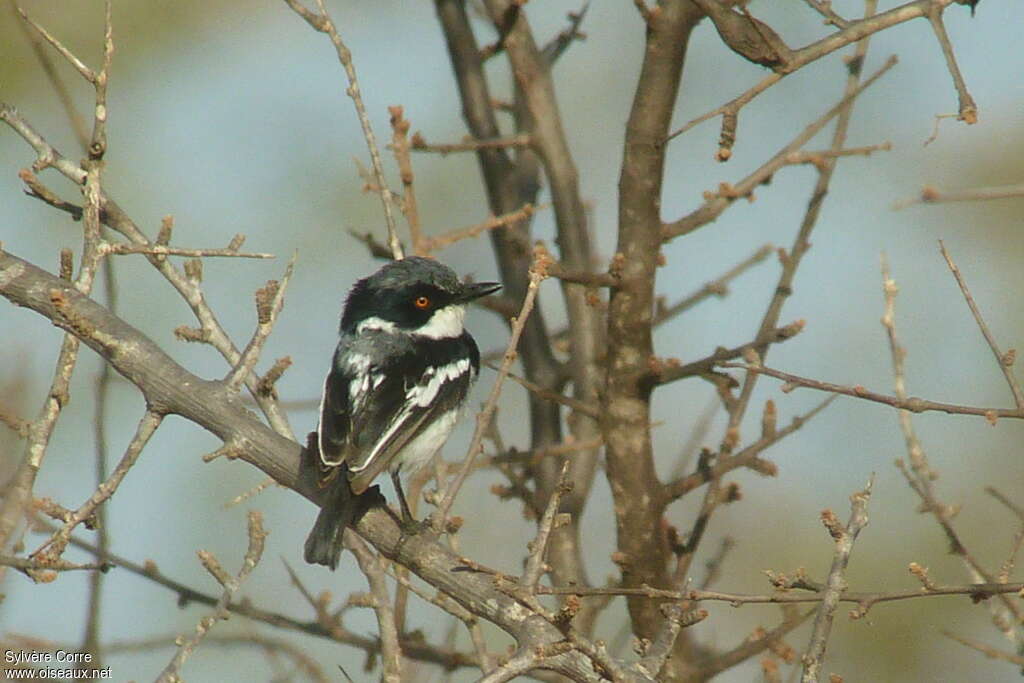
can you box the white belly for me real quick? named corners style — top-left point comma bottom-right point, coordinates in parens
top-left (391, 409), bottom-right (459, 474)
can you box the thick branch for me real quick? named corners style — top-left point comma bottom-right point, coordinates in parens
top-left (607, 2), bottom-right (703, 674)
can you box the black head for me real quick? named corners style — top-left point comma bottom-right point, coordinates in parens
top-left (340, 257), bottom-right (501, 338)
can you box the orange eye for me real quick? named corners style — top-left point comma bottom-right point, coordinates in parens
top-left (414, 295), bottom-right (431, 309)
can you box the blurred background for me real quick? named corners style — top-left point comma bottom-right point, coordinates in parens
top-left (2, 1), bottom-right (1022, 680)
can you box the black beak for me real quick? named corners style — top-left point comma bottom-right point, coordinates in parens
top-left (456, 281), bottom-right (502, 304)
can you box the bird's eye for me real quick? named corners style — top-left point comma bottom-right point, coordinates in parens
top-left (414, 295), bottom-right (431, 309)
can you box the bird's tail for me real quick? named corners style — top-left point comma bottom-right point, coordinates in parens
top-left (303, 476), bottom-right (356, 571)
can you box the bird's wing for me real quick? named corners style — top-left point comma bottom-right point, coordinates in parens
top-left (316, 355), bottom-right (355, 471)
top-left (346, 355), bottom-right (475, 494)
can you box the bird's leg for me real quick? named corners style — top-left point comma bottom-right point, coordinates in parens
top-left (391, 469), bottom-right (433, 537)
top-left (391, 469), bottom-right (415, 523)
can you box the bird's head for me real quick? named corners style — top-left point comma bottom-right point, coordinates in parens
top-left (340, 257), bottom-right (501, 339)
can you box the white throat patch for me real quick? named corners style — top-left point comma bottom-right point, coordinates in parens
top-left (415, 304), bottom-right (466, 339)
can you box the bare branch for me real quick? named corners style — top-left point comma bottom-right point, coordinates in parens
top-left (636, 605), bottom-right (708, 680)
top-left (435, 254), bottom-right (549, 524)
top-left (801, 479), bottom-right (873, 682)
top-left (939, 241), bottom-right (1024, 411)
top-left (388, 106), bottom-right (425, 255)
top-left (522, 461), bottom-right (572, 590)
top-left (155, 511), bottom-right (267, 682)
top-left (347, 534), bottom-right (403, 682)
top-left (925, 3), bottom-right (977, 123)
top-left (0, 553), bottom-right (110, 574)
top-left (663, 55), bottom-right (896, 240)
top-left (14, 4), bottom-right (96, 83)
top-left (225, 254), bottom-right (296, 391)
top-left (893, 182), bottom-right (1024, 209)
top-left (653, 243), bottom-right (773, 325)
top-left (717, 361), bottom-right (1024, 421)
top-left (410, 132), bottom-right (532, 155)
top-left (422, 203), bottom-right (547, 253)
top-left (283, 0), bottom-right (403, 259)
top-left (538, 581), bottom-right (1024, 609)
top-left (656, 320), bottom-right (805, 386)
top-left (101, 243), bottom-right (275, 259)
top-left (484, 364), bottom-right (599, 419)
top-left (667, 0), bottom-right (962, 144)
top-left (31, 410), bottom-right (162, 563)
top-left (665, 395), bottom-right (836, 501)
top-left (803, 0), bottom-right (850, 28)
top-left (942, 630), bottom-right (1024, 667)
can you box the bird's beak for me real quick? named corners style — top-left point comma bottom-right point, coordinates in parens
top-left (456, 281), bottom-right (502, 304)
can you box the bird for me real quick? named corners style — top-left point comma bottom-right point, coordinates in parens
top-left (303, 257), bottom-right (501, 569)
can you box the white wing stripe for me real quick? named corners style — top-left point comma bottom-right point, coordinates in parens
top-left (348, 358), bottom-right (471, 474)
top-left (408, 358), bottom-right (470, 407)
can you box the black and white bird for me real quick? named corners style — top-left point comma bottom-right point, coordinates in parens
top-left (304, 257), bottom-right (501, 569)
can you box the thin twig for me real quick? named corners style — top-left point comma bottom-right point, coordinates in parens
top-left (15, 4), bottom-right (96, 82)
top-left (226, 253), bottom-right (296, 391)
top-left (155, 511), bottom-right (268, 683)
top-left (987, 487), bottom-right (1024, 523)
top-left (33, 411), bottom-right (162, 561)
top-left (665, 395), bottom-right (836, 501)
top-left (410, 132), bottom-right (532, 155)
top-left (421, 203), bottom-right (547, 252)
top-left (537, 580), bottom-right (1024, 608)
top-left (939, 241), bottom-right (1023, 410)
top-left (388, 106), bottom-right (425, 255)
top-left (925, 3), bottom-right (977, 123)
top-left (717, 362), bottom-right (1024, 421)
top-left (484, 364), bottom-right (599, 419)
top-left (434, 253), bottom-right (549, 526)
top-left (880, 253), bottom-right (942, 490)
top-left (942, 630), bottom-right (1024, 666)
top-left (893, 183), bottom-right (1024, 209)
top-left (781, 142), bottom-right (891, 167)
top-left (101, 243), bottom-right (274, 259)
top-left (663, 55), bottom-right (897, 240)
top-left (801, 478), bottom-right (873, 682)
top-left (657, 321), bottom-right (806, 386)
top-left (0, 553), bottom-right (110, 573)
top-left (522, 461), bottom-right (572, 590)
top-left (346, 534), bottom-right (403, 682)
top-left (283, 0), bottom-right (403, 259)
top-left (654, 244), bottom-right (774, 325)
top-left (0, 405), bottom-right (30, 437)
top-left (802, 0), bottom-right (850, 28)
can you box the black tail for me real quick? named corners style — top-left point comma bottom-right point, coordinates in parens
top-left (303, 477), bottom-right (356, 571)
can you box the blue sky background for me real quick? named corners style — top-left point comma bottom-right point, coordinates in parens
top-left (2, 1), bottom-right (1023, 680)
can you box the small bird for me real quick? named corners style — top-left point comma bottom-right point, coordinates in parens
top-left (303, 257), bottom-right (501, 569)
